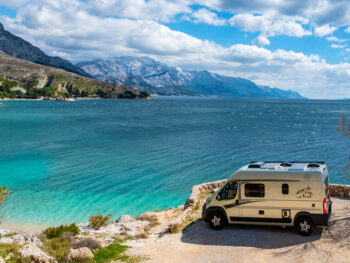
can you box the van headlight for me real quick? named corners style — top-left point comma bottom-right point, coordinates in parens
top-left (206, 194), bottom-right (214, 204)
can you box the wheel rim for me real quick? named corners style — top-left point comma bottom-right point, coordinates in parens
top-left (211, 215), bottom-right (221, 227)
top-left (300, 220), bottom-right (311, 232)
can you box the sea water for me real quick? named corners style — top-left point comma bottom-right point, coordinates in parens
top-left (0, 97), bottom-right (349, 225)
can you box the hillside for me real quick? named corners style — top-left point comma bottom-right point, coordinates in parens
top-left (0, 23), bottom-right (88, 77)
top-left (0, 52), bottom-right (148, 100)
top-left (77, 56), bottom-right (305, 99)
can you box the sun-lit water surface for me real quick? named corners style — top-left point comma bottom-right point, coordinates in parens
top-left (0, 97), bottom-right (349, 225)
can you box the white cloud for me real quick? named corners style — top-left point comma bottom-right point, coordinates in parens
top-left (229, 13), bottom-right (311, 37)
top-left (314, 24), bottom-right (336, 37)
top-left (2, 0), bottom-right (350, 98)
top-left (251, 35), bottom-right (271, 46)
top-left (331, 43), bottom-right (346, 49)
top-left (85, 0), bottom-right (191, 22)
top-left (326, 36), bottom-right (347, 43)
top-left (192, 8), bottom-right (226, 26)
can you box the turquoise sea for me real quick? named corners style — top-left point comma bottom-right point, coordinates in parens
top-left (0, 97), bottom-right (349, 225)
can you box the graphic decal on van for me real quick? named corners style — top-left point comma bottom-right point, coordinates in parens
top-left (296, 186), bottom-right (313, 198)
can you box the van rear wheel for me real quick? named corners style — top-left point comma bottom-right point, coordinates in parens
top-left (208, 212), bottom-right (225, 230)
top-left (296, 217), bottom-right (313, 236)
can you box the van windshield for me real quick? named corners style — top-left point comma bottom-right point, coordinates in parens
top-left (219, 182), bottom-right (238, 200)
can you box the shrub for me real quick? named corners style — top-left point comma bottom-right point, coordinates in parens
top-left (0, 186), bottom-right (11, 204)
top-left (93, 241), bottom-right (128, 263)
top-left (138, 91), bottom-right (150, 99)
top-left (41, 237), bottom-right (71, 262)
top-left (72, 238), bottom-right (101, 250)
top-left (43, 223), bottom-right (80, 239)
top-left (0, 243), bottom-right (31, 263)
top-left (89, 214), bottom-right (112, 230)
top-left (80, 90), bottom-right (89, 97)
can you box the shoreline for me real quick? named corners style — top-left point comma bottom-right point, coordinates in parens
top-left (0, 221), bottom-right (49, 234)
top-left (1, 182), bottom-right (349, 235)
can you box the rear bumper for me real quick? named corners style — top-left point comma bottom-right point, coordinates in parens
top-left (311, 202), bottom-right (332, 226)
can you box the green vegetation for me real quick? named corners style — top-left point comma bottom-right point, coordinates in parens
top-left (89, 214), bottom-right (112, 230)
top-left (93, 242), bottom-right (129, 263)
top-left (0, 243), bottom-right (31, 263)
top-left (0, 186), bottom-right (11, 204)
top-left (41, 237), bottom-right (71, 263)
top-left (118, 90), bottom-right (150, 99)
top-left (41, 234), bottom-right (138, 263)
top-left (43, 223), bottom-right (80, 239)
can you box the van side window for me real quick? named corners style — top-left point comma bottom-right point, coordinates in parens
top-left (282, 184), bottom-right (289, 194)
top-left (245, 184), bottom-right (264, 197)
top-left (219, 182), bottom-right (238, 200)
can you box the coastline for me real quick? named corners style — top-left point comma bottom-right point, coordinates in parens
top-left (1, 182), bottom-right (349, 235)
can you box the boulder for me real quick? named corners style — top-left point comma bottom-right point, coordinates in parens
top-left (67, 247), bottom-right (93, 262)
top-left (20, 244), bottom-right (54, 263)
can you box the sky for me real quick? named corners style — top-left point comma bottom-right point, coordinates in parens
top-left (0, 1), bottom-right (350, 99)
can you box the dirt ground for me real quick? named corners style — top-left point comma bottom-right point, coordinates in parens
top-left (127, 197), bottom-right (350, 263)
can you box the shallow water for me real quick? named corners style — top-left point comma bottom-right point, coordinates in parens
top-left (0, 97), bottom-right (349, 225)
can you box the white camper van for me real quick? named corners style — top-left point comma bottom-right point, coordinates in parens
top-left (202, 161), bottom-right (332, 236)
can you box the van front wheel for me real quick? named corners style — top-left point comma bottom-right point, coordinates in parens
top-left (208, 212), bottom-right (225, 230)
top-left (296, 217), bottom-right (313, 236)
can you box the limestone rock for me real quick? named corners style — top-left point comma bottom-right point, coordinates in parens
top-left (67, 247), bottom-right (93, 262)
top-left (20, 244), bottom-right (54, 263)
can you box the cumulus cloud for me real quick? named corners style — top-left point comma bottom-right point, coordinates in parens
top-left (251, 35), bottom-right (271, 46)
top-left (314, 24), bottom-right (336, 37)
top-left (2, 0), bottom-right (350, 98)
top-left (229, 13), bottom-right (311, 37)
top-left (85, 0), bottom-right (192, 22)
top-left (191, 8), bottom-right (226, 26)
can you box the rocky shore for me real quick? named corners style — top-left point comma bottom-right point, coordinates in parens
top-left (0, 181), bottom-right (349, 263)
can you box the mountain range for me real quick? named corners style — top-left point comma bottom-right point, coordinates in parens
top-left (76, 57), bottom-right (305, 99)
top-left (0, 23), bottom-right (88, 77)
top-left (0, 22), bottom-right (305, 99)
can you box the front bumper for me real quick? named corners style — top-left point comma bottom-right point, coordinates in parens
top-left (202, 203), bottom-right (208, 222)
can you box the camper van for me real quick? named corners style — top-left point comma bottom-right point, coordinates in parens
top-left (202, 161), bottom-right (332, 236)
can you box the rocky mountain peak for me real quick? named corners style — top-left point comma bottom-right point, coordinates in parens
top-left (0, 23), bottom-right (4, 31)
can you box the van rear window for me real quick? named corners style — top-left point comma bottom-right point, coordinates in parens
top-left (245, 184), bottom-right (265, 197)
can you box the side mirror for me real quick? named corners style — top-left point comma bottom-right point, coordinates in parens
top-left (216, 194), bottom-right (221, 201)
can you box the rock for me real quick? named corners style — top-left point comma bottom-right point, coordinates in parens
top-left (0, 229), bottom-right (12, 236)
top-left (0, 237), bottom-right (14, 244)
top-left (12, 234), bottom-right (43, 246)
top-left (78, 215), bottom-right (151, 243)
top-left (20, 244), bottom-right (54, 263)
top-left (67, 247), bottom-right (93, 262)
top-left (116, 215), bottom-right (134, 224)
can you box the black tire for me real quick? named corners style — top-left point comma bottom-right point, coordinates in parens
top-left (296, 216), bottom-right (313, 236)
top-left (208, 212), bottom-right (225, 230)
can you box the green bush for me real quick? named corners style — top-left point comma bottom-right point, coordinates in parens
top-left (41, 237), bottom-right (71, 263)
top-left (93, 241), bottom-right (128, 263)
top-left (43, 223), bottom-right (80, 239)
top-left (138, 91), bottom-right (150, 99)
top-left (89, 214), bottom-right (112, 230)
top-left (80, 90), bottom-right (89, 97)
top-left (0, 186), bottom-right (11, 204)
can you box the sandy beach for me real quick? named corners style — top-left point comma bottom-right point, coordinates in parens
top-left (0, 221), bottom-right (49, 234)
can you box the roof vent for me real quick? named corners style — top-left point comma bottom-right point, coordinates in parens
top-left (280, 162), bottom-right (292, 167)
top-left (307, 163), bottom-right (320, 168)
top-left (248, 164), bottom-right (261, 168)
